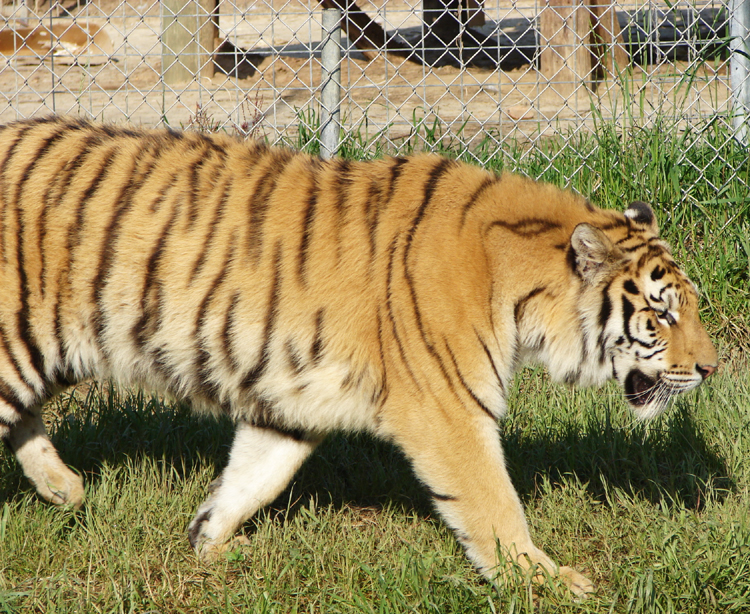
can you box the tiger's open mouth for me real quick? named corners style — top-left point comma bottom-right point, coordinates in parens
top-left (624, 370), bottom-right (657, 407)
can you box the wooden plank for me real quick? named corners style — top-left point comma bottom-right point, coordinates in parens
top-left (540, 0), bottom-right (593, 95)
top-left (161, 0), bottom-right (218, 85)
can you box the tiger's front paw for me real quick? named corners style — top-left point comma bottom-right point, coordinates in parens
top-left (558, 566), bottom-right (595, 597)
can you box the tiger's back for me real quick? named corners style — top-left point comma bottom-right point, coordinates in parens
top-left (0, 116), bottom-right (716, 596)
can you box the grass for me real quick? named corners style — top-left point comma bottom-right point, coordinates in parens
top-left (0, 117), bottom-right (748, 612)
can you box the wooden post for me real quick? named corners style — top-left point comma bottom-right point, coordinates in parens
top-left (540, 0), bottom-right (628, 100)
top-left (161, 0), bottom-right (219, 85)
top-left (590, 0), bottom-right (628, 78)
top-left (540, 0), bottom-right (592, 98)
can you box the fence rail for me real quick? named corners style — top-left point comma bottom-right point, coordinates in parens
top-left (0, 0), bottom-right (745, 195)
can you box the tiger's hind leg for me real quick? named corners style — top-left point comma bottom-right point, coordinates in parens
top-left (188, 421), bottom-right (320, 560)
top-left (5, 408), bottom-right (84, 508)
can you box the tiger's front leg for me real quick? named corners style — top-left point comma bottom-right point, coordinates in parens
top-left (188, 421), bottom-right (321, 559)
top-left (381, 402), bottom-right (594, 597)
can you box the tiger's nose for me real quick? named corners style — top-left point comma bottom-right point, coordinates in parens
top-left (696, 364), bottom-right (717, 380)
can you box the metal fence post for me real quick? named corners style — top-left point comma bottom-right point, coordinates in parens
top-left (320, 7), bottom-right (342, 159)
top-left (731, 0), bottom-right (750, 143)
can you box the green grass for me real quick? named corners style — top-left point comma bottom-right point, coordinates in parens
top-left (0, 118), bottom-right (749, 612)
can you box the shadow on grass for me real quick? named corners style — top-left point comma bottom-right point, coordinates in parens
top-left (0, 383), bottom-right (731, 522)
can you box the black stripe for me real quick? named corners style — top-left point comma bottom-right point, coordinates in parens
top-left (52, 292), bottom-right (66, 377)
top-left (444, 340), bottom-right (496, 420)
top-left (566, 243), bottom-right (579, 278)
top-left (637, 245), bottom-right (666, 269)
top-left (132, 204), bottom-right (181, 351)
top-left (13, 130), bottom-right (73, 382)
top-left (38, 133), bottom-right (90, 299)
top-left (22, 126), bottom-right (103, 371)
top-left (310, 308), bottom-right (324, 364)
top-left (55, 141), bottom-right (122, 359)
top-left (621, 241), bottom-right (652, 253)
top-left (194, 235), bottom-right (238, 399)
top-left (297, 166), bottom-right (320, 286)
top-left (622, 295), bottom-right (636, 344)
top-left (642, 347), bottom-right (666, 360)
top-left (384, 157), bottom-right (407, 206)
top-left (241, 241), bottom-right (283, 390)
top-left (247, 153), bottom-right (293, 264)
top-left (190, 176), bottom-right (234, 283)
top-left (333, 160), bottom-right (353, 262)
top-left (385, 238), bottom-right (419, 388)
top-left (426, 486), bottom-right (458, 502)
top-left (69, 148), bottom-right (120, 252)
top-left (0, 371), bottom-right (28, 414)
top-left (599, 281), bottom-right (613, 329)
top-left (222, 291), bottom-right (242, 373)
top-left (251, 416), bottom-right (309, 442)
top-left (486, 218), bottom-right (561, 238)
top-left (285, 338), bottom-right (304, 375)
top-left (195, 234), bottom-right (238, 333)
top-left (475, 329), bottom-right (505, 394)
top-left (513, 286), bottom-right (545, 325)
top-left (376, 308), bottom-right (388, 381)
top-left (623, 279), bottom-right (639, 295)
top-left (185, 146), bottom-right (212, 229)
top-left (460, 176), bottom-right (495, 228)
top-left (0, 324), bottom-right (34, 396)
top-left (597, 331), bottom-right (610, 365)
top-left (0, 127), bottom-right (50, 391)
top-left (188, 508), bottom-right (212, 550)
top-left (599, 219), bottom-right (629, 230)
top-left (13, 127), bottom-right (70, 209)
top-left (0, 124), bottom-right (39, 263)
top-left (650, 265), bottom-right (666, 281)
top-left (41, 134), bottom-right (104, 212)
top-left (333, 159), bottom-right (352, 217)
top-left (364, 177), bottom-right (384, 263)
top-left (92, 149), bottom-right (170, 344)
top-left (370, 309), bottom-right (389, 413)
top-left (402, 158), bottom-right (453, 352)
top-left (596, 281), bottom-right (612, 365)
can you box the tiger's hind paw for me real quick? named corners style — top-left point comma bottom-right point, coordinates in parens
top-left (32, 466), bottom-right (85, 510)
top-left (188, 501), bottom-right (251, 562)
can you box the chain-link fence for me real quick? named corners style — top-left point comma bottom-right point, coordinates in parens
top-left (0, 1), bottom-right (745, 188)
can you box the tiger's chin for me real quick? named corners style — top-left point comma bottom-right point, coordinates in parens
top-left (623, 369), bottom-right (672, 420)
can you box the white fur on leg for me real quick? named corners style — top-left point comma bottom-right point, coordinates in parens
top-left (7, 411), bottom-right (84, 508)
top-left (188, 422), bottom-right (320, 558)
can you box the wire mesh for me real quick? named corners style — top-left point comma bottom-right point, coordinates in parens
top-left (0, 1), bottom-right (743, 195)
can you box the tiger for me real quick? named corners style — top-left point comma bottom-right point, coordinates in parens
top-left (0, 115), bottom-right (717, 595)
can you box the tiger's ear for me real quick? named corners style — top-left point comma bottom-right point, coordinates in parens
top-left (625, 201), bottom-right (659, 233)
top-left (570, 223), bottom-right (620, 285)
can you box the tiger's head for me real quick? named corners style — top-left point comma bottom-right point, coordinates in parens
top-left (571, 201), bottom-right (718, 419)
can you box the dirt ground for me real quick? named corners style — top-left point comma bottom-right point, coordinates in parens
top-left (0, 0), bottom-right (731, 146)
